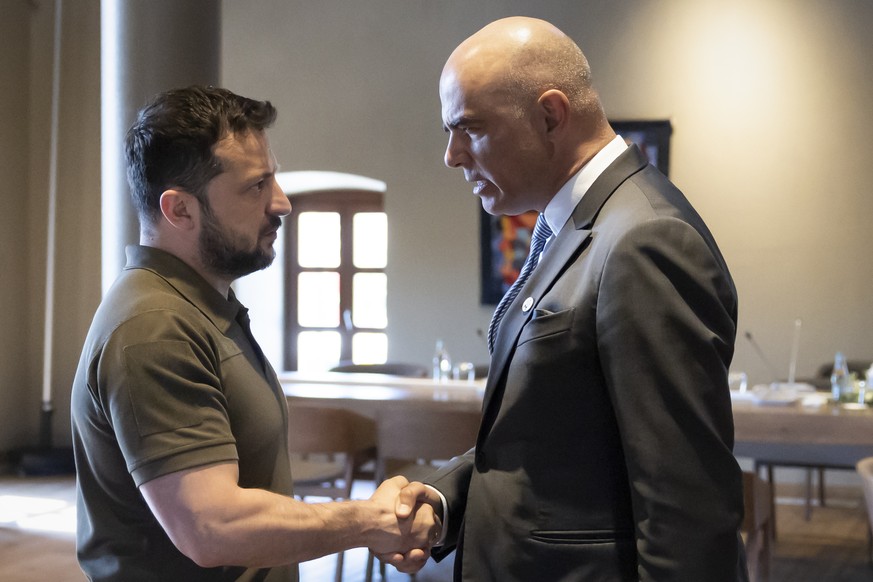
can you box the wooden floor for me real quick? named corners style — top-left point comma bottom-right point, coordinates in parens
top-left (0, 473), bottom-right (870, 581)
top-left (0, 474), bottom-right (80, 582)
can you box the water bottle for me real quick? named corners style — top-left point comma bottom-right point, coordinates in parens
top-left (863, 363), bottom-right (873, 406)
top-left (433, 340), bottom-right (452, 382)
top-left (830, 352), bottom-right (850, 403)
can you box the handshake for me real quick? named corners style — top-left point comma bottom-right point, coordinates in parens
top-left (364, 476), bottom-right (444, 574)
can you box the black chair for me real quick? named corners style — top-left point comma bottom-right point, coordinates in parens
top-left (329, 362), bottom-right (429, 378)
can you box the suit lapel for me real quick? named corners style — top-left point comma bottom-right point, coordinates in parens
top-left (571, 144), bottom-right (648, 229)
top-left (479, 226), bottom-right (591, 423)
top-left (478, 145), bottom-right (650, 433)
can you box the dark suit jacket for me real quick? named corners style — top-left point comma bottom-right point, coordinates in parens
top-left (428, 145), bottom-right (748, 581)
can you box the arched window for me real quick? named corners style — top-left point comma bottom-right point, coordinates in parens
top-left (278, 172), bottom-right (388, 372)
top-left (233, 172), bottom-right (388, 372)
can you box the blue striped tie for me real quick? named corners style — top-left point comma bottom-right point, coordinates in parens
top-left (487, 214), bottom-right (552, 353)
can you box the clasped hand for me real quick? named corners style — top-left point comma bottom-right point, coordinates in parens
top-left (368, 478), bottom-right (443, 574)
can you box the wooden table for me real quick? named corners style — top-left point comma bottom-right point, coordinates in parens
top-left (730, 394), bottom-right (873, 529)
top-left (732, 398), bottom-right (873, 468)
top-left (281, 371), bottom-right (485, 416)
top-left (282, 373), bottom-right (873, 467)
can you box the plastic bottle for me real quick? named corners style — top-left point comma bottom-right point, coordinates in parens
top-left (433, 340), bottom-right (452, 382)
top-left (863, 363), bottom-right (873, 406)
top-left (830, 352), bottom-right (850, 403)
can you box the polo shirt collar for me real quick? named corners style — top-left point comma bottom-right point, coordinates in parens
top-left (124, 245), bottom-right (242, 332)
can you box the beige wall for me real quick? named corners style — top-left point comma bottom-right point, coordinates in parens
top-left (3, 0), bottom-right (872, 451)
top-left (1, 0), bottom-right (100, 453)
top-left (222, 0), bottom-right (873, 387)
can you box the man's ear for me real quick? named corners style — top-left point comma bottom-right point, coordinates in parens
top-left (538, 89), bottom-right (571, 136)
top-left (159, 189), bottom-right (198, 230)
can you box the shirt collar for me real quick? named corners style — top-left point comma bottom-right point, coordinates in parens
top-left (543, 134), bottom-right (629, 236)
top-left (123, 245), bottom-right (242, 333)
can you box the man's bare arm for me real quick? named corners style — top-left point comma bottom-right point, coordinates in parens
top-left (139, 461), bottom-right (439, 568)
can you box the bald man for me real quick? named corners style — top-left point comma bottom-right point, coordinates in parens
top-left (392, 17), bottom-right (748, 581)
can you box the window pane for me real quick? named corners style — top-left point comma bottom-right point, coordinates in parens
top-left (298, 272), bottom-right (339, 327)
top-left (297, 331), bottom-right (341, 372)
top-left (352, 332), bottom-right (387, 365)
top-left (298, 212), bottom-right (340, 268)
top-left (353, 212), bottom-right (387, 268)
top-left (352, 273), bottom-right (387, 328)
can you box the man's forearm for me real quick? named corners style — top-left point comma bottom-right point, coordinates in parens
top-left (141, 464), bottom-right (437, 568)
top-left (196, 490), bottom-right (389, 567)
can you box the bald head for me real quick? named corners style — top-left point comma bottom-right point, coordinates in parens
top-left (439, 17), bottom-right (615, 214)
top-left (443, 17), bottom-right (600, 117)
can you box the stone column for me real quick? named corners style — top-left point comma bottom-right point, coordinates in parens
top-left (101, 0), bottom-right (220, 293)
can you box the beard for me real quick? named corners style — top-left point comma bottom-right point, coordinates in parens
top-left (198, 209), bottom-right (280, 280)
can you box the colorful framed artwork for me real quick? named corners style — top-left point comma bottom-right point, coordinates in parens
top-left (479, 120), bottom-right (671, 304)
top-left (480, 210), bottom-right (539, 304)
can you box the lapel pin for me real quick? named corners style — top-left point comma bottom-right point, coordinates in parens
top-left (521, 297), bottom-right (534, 313)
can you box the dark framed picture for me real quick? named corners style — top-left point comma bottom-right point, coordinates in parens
top-left (480, 120), bottom-right (672, 304)
top-left (480, 210), bottom-right (539, 304)
top-left (610, 119), bottom-right (672, 177)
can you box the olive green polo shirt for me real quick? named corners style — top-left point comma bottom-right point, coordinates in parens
top-left (71, 245), bottom-right (294, 581)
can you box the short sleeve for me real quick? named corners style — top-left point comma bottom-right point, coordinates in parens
top-left (98, 311), bottom-right (240, 486)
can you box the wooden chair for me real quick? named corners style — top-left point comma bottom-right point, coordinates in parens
top-left (742, 471), bottom-right (772, 582)
top-left (365, 406), bottom-right (482, 581)
top-left (855, 456), bottom-right (873, 565)
top-left (287, 403), bottom-right (376, 582)
top-left (753, 460), bottom-right (821, 539)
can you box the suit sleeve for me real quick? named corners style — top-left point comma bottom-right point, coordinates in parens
top-left (425, 447), bottom-right (476, 559)
top-left (596, 216), bottom-right (744, 581)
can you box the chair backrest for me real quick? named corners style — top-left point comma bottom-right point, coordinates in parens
top-left (287, 404), bottom-right (377, 502)
top-left (374, 407), bottom-right (481, 481)
top-left (817, 360), bottom-right (872, 380)
top-left (742, 471), bottom-right (771, 533)
top-left (287, 404), bottom-right (376, 456)
top-left (741, 471), bottom-right (772, 582)
top-left (856, 457), bottom-right (873, 522)
top-left (287, 405), bottom-right (374, 582)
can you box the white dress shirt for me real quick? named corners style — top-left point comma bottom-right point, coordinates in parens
top-left (541, 134), bottom-right (629, 254)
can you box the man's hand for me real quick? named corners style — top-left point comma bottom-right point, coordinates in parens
top-left (395, 480), bottom-right (442, 519)
top-left (375, 480), bottom-right (445, 574)
top-left (366, 476), bottom-right (441, 561)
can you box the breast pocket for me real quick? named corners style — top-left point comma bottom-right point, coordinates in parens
top-left (517, 307), bottom-right (575, 347)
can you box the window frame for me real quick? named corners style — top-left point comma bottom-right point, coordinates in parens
top-left (283, 189), bottom-right (385, 371)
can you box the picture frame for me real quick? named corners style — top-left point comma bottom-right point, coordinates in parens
top-left (610, 119), bottom-right (672, 177)
top-left (480, 120), bottom-right (672, 304)
top-left (479, 210), bottom-right (540, 304)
